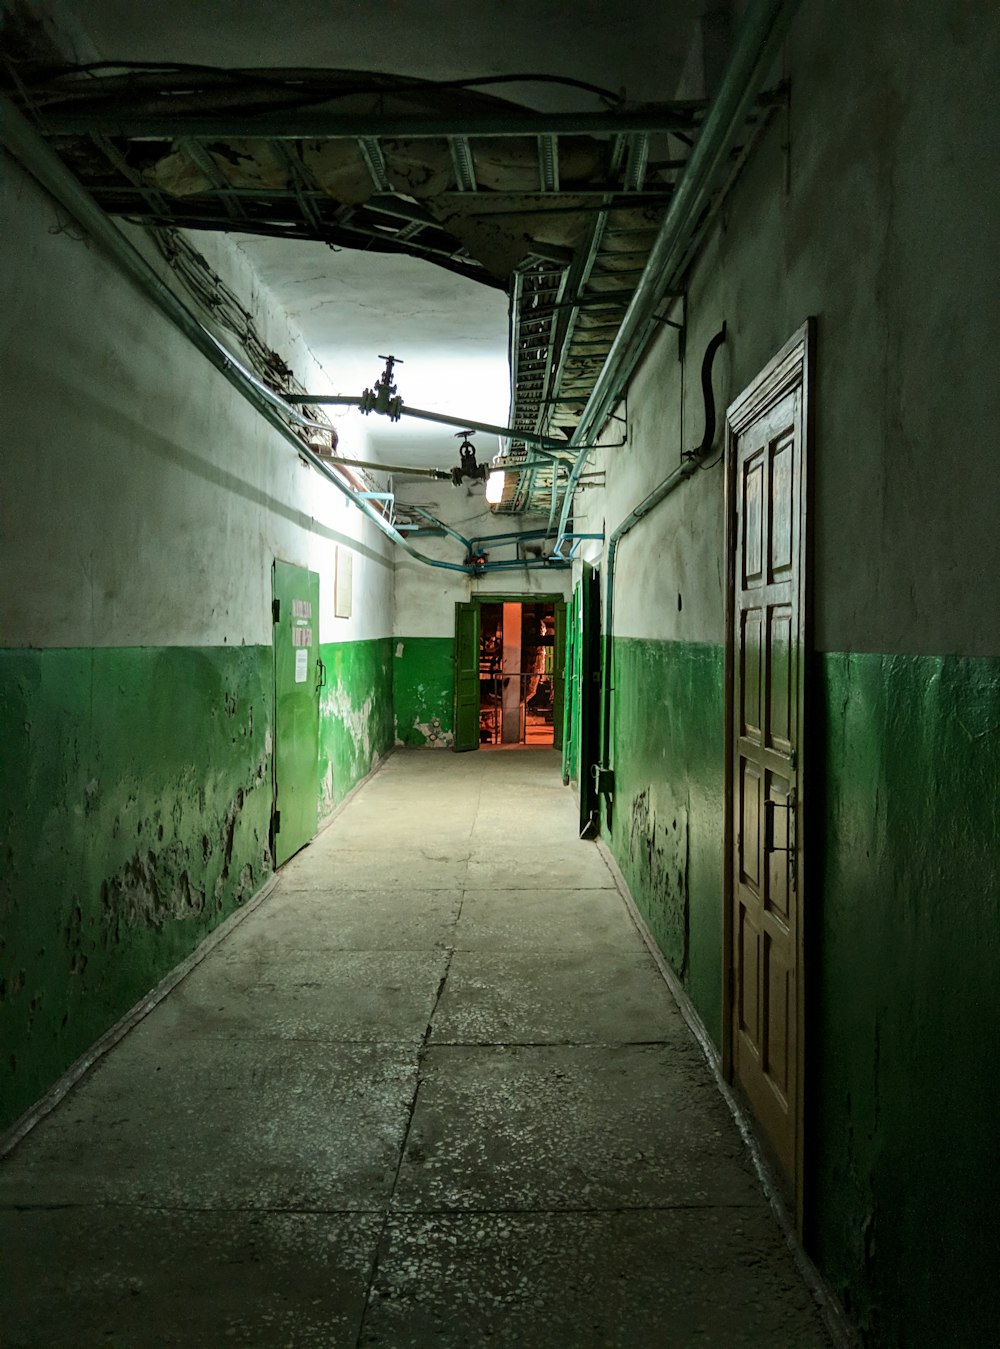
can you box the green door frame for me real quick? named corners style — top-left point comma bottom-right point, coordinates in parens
top-left (453, 594), bottom-right (567, 753)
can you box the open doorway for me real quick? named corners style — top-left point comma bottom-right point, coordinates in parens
top-left (479, 601), bottom-right (556, 746)
top-left (453, 597), bottom-right (565, 752)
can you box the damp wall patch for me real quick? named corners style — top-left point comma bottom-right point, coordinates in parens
top-left (393, 638), bottom-right (455, 747)
top-left (317, 637), bottom-right (395, 815)
top-left (0, 645), bottom-right (273, 1132)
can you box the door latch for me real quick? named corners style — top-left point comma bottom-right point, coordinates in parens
top-left (764, 791), bottom-right (797, 887)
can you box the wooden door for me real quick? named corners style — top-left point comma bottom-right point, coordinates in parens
top-left (725, 324), bottom-right (812, 1211)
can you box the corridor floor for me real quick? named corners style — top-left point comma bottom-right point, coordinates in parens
top-left (1, 750), bottom-right (832, 1348)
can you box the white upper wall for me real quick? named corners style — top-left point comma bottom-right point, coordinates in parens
top-left (577, 0), bottom-right (1000, 659)
top-left (392, 482), bottom-right (571, 638)
top-left (0, 157), bottom-right (393, 648)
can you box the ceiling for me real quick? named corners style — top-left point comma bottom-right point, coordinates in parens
top-left (2, 0), bottom-right (727, 504)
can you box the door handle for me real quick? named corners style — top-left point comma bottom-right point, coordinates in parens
top-left (315, 656), bottom-right (327, 690)
top-left (764, 792), bottom-right (796, 852)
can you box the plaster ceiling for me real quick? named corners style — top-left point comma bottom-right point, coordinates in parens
top-left (6, 0), bottom-right (714, 475)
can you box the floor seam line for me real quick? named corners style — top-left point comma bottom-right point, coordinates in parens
top-left (354, 941), bottom-right (457, 1349)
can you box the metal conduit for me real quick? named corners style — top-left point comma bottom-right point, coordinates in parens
top-left (551, 0), bottom-right (804, 555)
top-left (0, 96), bottom-right (475, 574)
top-left (40, 107), bottom-right (708, 141)
top-left (284, 394), bottom-right (571, 456)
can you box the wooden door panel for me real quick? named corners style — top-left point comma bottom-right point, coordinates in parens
top-left (740, 760), bottom-right (762, 889)
top-left (763, 933), bottom-right (791, 1100)
top-left (741, 609), bottom-right (763, 738)
top-left (766, 605), bottom-right (793, 750)
top-left (742, 455), bottom-right (765, 586)
top-left (769, 431), bottom-right (795, 578)
top-left (738, 907), bottom-right (761, 1052)
top-left (765, 776), bottom-right (792, 923)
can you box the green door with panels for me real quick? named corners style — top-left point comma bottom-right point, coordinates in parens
top-left (453, 601), bottom-right (480, 752)
top-left (272, 560), bottom-right (321, 865)
top-left (578, 564), bottom-right (602, 836)
top-left (551, 601), bottom-right (566, 751)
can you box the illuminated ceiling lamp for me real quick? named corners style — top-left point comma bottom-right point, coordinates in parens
top-left (485, 466), bottom-right (505, 504)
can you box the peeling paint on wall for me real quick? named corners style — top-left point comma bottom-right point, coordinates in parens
top-left (0, 645), bottom-right (273, 1133)
top-left (607, 638), bottom-right (725, 1042)
top-left (625, 788), bottom-right (689, 978)
top-left (410, 717), bottom-right (454, 748)
top-left (317, 638), bottom-right (394, 817)
top-left (393, 638), bottom-right (455, 747)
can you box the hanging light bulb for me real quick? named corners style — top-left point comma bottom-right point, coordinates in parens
top-left (485, 468), bottom-right (505, 504)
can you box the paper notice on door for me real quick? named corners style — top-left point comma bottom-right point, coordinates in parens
top-left (295, 648), bottom-right (309, 683)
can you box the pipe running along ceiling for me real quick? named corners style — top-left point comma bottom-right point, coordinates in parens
top-left (1, 0), bottom-right (798, 530)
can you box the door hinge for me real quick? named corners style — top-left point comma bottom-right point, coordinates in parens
top-left (272, 599), bottom-right (280, 624)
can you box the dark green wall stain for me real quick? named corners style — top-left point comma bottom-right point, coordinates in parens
top-left (811, 651), bottom-right (1000, 1349)
top-left (393, 637), bottom-right (455, 746)
top-left (317, 637), bottom-right (394, 816)
top-left (605, 637), bottom-right (725, 1045)
top-left (0, 645), bottom-right (273, 1133)
top-left (605, 638), bottom-right (1000, 1349)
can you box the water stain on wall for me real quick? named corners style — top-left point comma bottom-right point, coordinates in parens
top-left (625, 788), bottom-right (690, 979)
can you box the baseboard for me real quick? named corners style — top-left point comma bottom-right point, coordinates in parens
top-left (596, 836), bottom-right (858, 1349)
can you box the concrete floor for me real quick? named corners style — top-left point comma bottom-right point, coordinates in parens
top-left (1, 750), bottom-right (832, 1348)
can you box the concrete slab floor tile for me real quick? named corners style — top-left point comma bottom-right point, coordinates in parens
top-left (221, 890), bottom-right (464, 953)
top-left (465, 845), bottom-right (614, 890)
top-left (124, 950), bottom-right (449, 1044)
top-left (315, 828), bottom-right (475, 854)
top-left (360, 1211), bottom-right (832, 1349)
top-left (469, 816), bottom-right (581, 848)
top-left (0, 1039), bottom-right (418, 1212)
top-left (454, 889), bottom-right (645, 952)
top-left (393, 1045), bottom-right (761, 1212)
top-left (430, 950), bottom-right (690, 1045)
top-left (322, 796), bottom-right (479, 820)
top-left (278, 849), bottom-right (469, 892)
top-left (0, 1207), bottom-right (381, 1349)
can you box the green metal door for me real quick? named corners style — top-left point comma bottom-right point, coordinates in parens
top-left (453, 601), bottom-right (480, 752)
top-left (561, 586), bottom-right (579, 782)
top-left (551, 600), bottom-right (567, 751)
top-left (272, 560), bottom-right (320, 865)
top-left (579, 564), bottom-right (602, 837)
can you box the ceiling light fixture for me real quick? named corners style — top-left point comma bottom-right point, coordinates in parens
top-left (485, 468), bottom-right (505, 504)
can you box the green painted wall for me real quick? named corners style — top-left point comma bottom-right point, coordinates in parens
top-left (318, 637), bottom-right (395, 816)
top-left (811, 651), bottom-right (1000, 1348)
top-left (393, 637), bottom-right (455, 747)
top-left (606, 637), bottom-right (725, 1045)
top-left (0, 645), bottom-right (273, 1133)
top-left (605, 638), bottom-right (1000, 1347)
top-left (0, 636), bottom-right (395, 1136)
